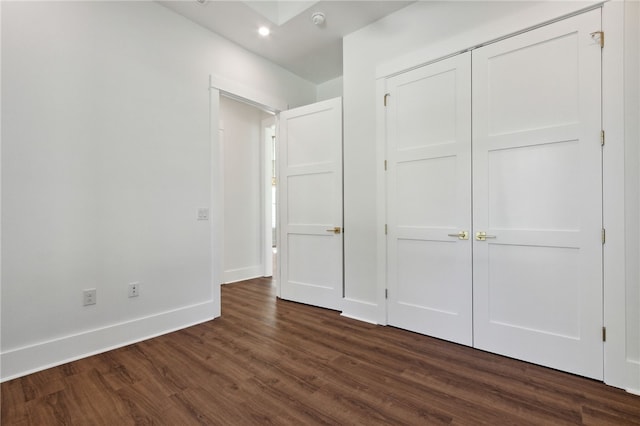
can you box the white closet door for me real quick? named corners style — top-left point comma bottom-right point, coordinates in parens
top-left (279, 97), bottom-right (343, 311)
top-left (472, 9), bottom-right (603, 379)
top-left (386, 53), bottom-right (472, 345)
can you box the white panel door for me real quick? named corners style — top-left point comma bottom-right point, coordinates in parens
top-left (279, 97), bottom-right (343, 311)
top-left (472, 10), bottom-right (603, 379)
top-left (386, 53), bottom-right (473, 345)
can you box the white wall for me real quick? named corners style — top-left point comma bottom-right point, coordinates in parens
top-left (317, 76), bottom-right (343, 101)
top-left (342, 0), bottom-right (639, 391)
top-left (623, 0), bottom-right (640, 392)
top-left (1, 1), bottom-right (316, 381)
top-left (220, 96), bottom-right (267, 283)
top-left (0, 0), bottom-right (3, 362)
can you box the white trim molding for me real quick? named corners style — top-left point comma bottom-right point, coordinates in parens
top-left (1, 301), bottom-right (217, 382)
top-left (224, 265), bottom-right (264, 284)
top-left (341, 298), bottom-right (380, 325)
top-left (210, 74), bottom-right (287, 113)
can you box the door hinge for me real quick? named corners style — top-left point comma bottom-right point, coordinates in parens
top-left (602, 228), bottom-right (606, 244)
top-left (591, 31), bottom-right (604, 48)
top-left (385, 224), bottom-right (388, 235)
top-left (385, 289), bottom-right (388, 299)
top-left (602, 326), bottom-right (606, 342)
top-left (384, 160), bottom-right (387, 171)
top-left (384, 93), bottom-right (390, 107)
top-left (601, 130), bottom-right (605, 146)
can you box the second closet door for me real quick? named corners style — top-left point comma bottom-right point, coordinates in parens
top-left (472, 9), bottom-right (603, 379)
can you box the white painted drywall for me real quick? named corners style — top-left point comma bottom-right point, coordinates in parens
top-left (220, 96), bottom-right (267, 283)
top-left (317, 76), bottom-right (343, 101)
top-left (1, 0), bottom-right (316, 380)
top-left (0, 0), bottom-right (3, 363)
top-left (623, 0), bottom-right (640, 392)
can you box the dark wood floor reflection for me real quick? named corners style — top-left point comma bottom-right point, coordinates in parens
top-left (2, 277), bottom-right (639, 425)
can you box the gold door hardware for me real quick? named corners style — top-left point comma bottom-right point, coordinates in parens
top-left (447, 231), bottom-right (469, 240)
top-left (475, 231), bottom-right (496, 241)
top-left (590, 31), bottom-right (604, 48)
top-left (326, 227), bottom-right (342, 234)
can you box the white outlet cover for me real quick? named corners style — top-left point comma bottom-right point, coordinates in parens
top-left (83, 289), bottom-right (96, 306)
top-left (128, 282), bottom-right (140, 298)
top-left (197, 208), bottom-right (209, 221)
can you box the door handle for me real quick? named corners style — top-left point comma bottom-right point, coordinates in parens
top-left (326, 227), bottom-right (342, 234)
top-left (475, 231), bottom-right (496, 241)
top-left (447, 231), bottom-right (469, 240)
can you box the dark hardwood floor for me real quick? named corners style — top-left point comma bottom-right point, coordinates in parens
top-left (2, 277), bottom-right (639, 425)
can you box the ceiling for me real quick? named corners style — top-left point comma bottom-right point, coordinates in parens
top-left (158, 1), bottom-right (414, 84)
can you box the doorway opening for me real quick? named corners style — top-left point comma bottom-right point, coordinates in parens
top-left (219, 95), bottom-right (277, 285)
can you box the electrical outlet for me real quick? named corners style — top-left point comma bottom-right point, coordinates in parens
top-left (197, 208), bottom-right (209, 221)
top-left (128, 282), bottom-right (140, 298)
top-left (83, 289), bottom-right (96, 306)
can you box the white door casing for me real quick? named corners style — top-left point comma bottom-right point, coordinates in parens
top-left (472, 9), bottom-right (603, 379)
top-left (386, 53), bottom-right (473, 345)
top-left (279, 97), bottom-right (343, 311)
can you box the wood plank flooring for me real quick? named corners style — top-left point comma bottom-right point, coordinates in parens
top-left (2, 277), bottom-right (639, 425)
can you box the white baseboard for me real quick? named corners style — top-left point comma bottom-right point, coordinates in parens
top-left (224, 265), bottom-right (263, 284)
top-left (341, 297), bottom-right (383, 325)
top-left (627, 387), bottom-right (640, 396)
top-left (0, 300), bottom-right (218, 382)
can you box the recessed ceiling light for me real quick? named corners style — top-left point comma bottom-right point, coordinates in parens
top-left (258, 26), bottom-right (270, 37)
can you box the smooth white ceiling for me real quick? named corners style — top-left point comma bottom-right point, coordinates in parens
top-left (158, 1), bottom-right (414, 84)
